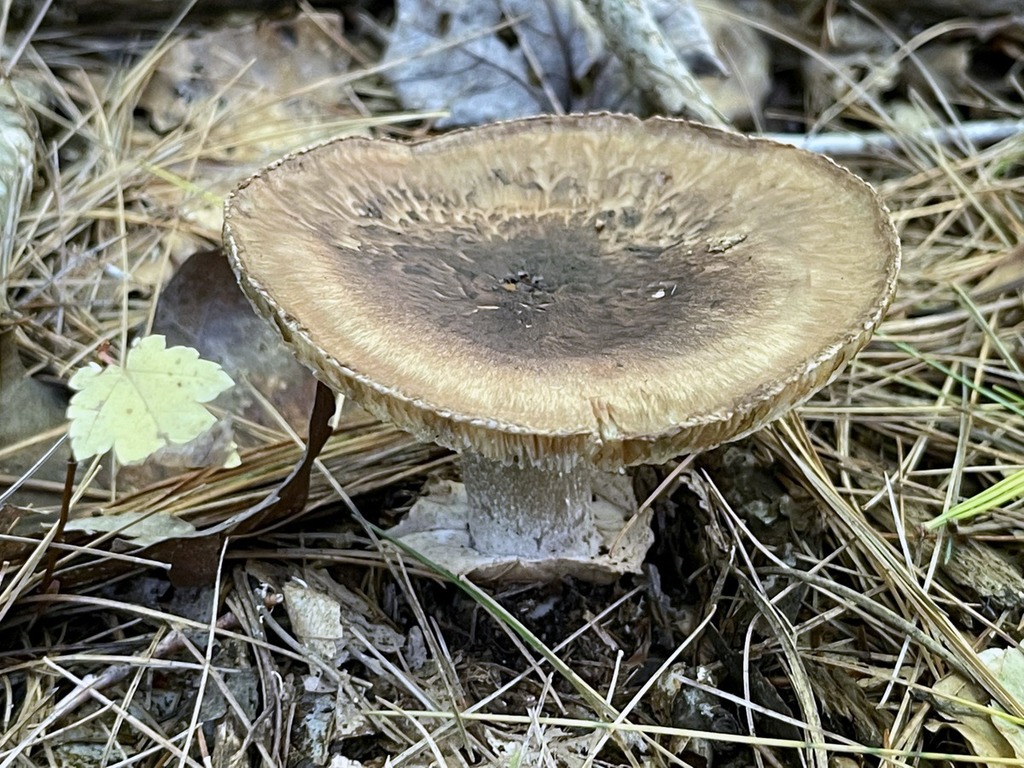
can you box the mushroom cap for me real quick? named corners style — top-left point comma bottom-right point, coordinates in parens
top-left (224, 114), bottom-right (900, 470)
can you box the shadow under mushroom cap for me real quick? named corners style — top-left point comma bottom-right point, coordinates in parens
top-left (224, 113), bottom-right (900, 469)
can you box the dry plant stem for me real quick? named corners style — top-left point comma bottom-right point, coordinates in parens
top-left (574, 0), bottom-right (726, 125)
top-left (40, 458), bottom-right (76, 594)
top-left (460, 452), bottom-right (599, 559)
top-left (766, 119), bottom-right (1024, 156)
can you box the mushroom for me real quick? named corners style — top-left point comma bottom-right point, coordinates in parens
top-left (223, 114), bottom-right (900, 580)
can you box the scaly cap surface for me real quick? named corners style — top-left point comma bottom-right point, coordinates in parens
top-left (224, 114), bottom-right (900, 469)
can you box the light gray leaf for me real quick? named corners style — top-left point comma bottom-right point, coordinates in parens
top-left (383, 0), bottom-right (741, 126)
top-left (382, 0), bottom-right (611, 127)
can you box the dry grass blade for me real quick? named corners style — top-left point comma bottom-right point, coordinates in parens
top-left (772, 416), bottom-right (1024, 717)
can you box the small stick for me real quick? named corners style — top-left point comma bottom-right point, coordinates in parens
top-left (40, 457), bottom-right (77, 594)
top-left (763, 119), bottom-right (1024, 156)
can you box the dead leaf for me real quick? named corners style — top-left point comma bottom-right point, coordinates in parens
top-left (383, 0), bottom-right (609, 127)
top-left (979, 647), bottom-right (1024, 755)
top-left (138, 10), bottom-right (351, 145)
top-left (133, 380), bottom-right (336, 587)
top-left (930, 646), bottom-right (1024, 765)
top-left (0, 331), bottom-right (70, 500)
top-left (697, 0), bottom-right (771, 125)
top-left (230, 380), bottom-right (336, 537)
top-left (154, 534), bottom-right (226, 588)
top-left (121, 249), bottom-right (316, 489)
top-left (136, 10), bottom-right (358, 259)
top-left (334, 673), bottom-right (373, 739)
top-left (151, 249), bottom-right (317, 439)
top-left (283, 581), bottom-right (345, 660)
top-left (141, 418), bottom-right (240, 470)
top-left (304, 569), bottom-right (406, 656)
top-left (127, 380), bottom-right (334, 590)
top-left (0, 382), bottom-right (337, 591)
top-left (384, 0), bottom-right (765, 127)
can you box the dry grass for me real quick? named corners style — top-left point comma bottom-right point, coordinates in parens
top-left (2, 3), bottom-right (1024, 767)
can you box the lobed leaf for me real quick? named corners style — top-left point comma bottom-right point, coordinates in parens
top-left (67, 335), bottom-right (234, 464)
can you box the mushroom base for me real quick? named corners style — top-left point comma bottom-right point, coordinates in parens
top-left (461, 453), bottom-right (600, 559)
top-left (389, 465), bottom-right (653, 582)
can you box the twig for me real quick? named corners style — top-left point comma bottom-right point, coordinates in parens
top-left (763, 119), bottom-right (1024, 156)
top-left (40, 457), bottom-right (77, 594)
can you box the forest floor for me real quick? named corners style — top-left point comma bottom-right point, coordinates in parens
top-left (1, 2), bottom-right (1024, 766)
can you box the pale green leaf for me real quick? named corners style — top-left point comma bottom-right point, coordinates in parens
top-left (66, 335), bottom-right (234, 464)
top-left (980, 647), bottom-right (1024, 755)
top-left (64, 510), bottom-right (196, 547)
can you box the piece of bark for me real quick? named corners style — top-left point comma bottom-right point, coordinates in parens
top-left (885, 502), bottom-right (1024, 611)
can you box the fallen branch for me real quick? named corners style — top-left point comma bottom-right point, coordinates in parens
top-left (764, 119), bottom-right (1024, 156)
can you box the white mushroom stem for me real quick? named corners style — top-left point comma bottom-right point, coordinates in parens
top-left (460, 452), bottom-right (601, 560)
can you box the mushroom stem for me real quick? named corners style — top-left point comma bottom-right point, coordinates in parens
top-left (460, 452), bottom-right (600, 559)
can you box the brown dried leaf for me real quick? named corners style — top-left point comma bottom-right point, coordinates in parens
top-left (931, 669), bottom-right (1017, 765)
top-left (123, 249), bottom-right (317, 488)
top-left (152, 249), bottom-right (317, 439)
top-left (0, 331), bottom-right (70, 500)
top-left (138, 11), bottom-right (351, 146)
